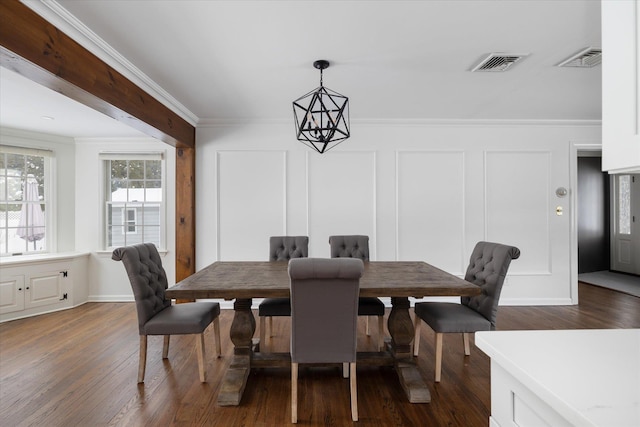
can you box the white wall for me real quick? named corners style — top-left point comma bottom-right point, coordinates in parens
top-left (196, 120), bottom-right (601, 306)
top-left (0, 122), bottom-right (603, 308)
top-left (75, 138), bottom-right (176, 301)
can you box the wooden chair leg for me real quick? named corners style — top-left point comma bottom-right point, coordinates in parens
top-left (268, 316), bottom-right (274, 337)
top-left (138, 335), bottom-right (147, 383)
top-left (196, 332), bottom-right (206, 382)
top-left (212, 317), bottom-right (221, 357)
top-left (260, 316), bottom-right (267, 351)
top-left (365, 316), bottom-right (370, 336)
top-left (435, 333), bottom-right (443, 382)
top-left (463, 332), bottom-right (471, 356)
top-left (350, 362), bottom-right (358, 422)
top-left (377, 315), bottom-right (384, 351)
top-left (413, 315), bottom-right (421, 356)
top-left (291, 362), bottom-right (298, 423)
top-left (162, 335), bottom-right (170, 359)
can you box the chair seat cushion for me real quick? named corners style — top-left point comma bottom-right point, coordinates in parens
top-left (258, 297), bottom-right (291, 316)
top-left (358, 297), bottom-right (385, 316)
top-left (143, 302), bottom-right (220, 335)
top-left (414, 302), bottom-right (491, 333)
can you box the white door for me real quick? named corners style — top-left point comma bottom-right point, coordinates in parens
top-left (611, 174), bottom-right (640, 274)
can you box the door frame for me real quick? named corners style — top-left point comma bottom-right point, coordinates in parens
top-left (570, 141), bottom-right (603, 304)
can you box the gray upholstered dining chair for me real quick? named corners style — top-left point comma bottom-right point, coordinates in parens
top-left (413, 241), bottom-right (520, 382)
top-left (257, 236), bottom-right (309, 349)
top-left (329, 235), bottom-right (385, 350)
top-left (112, 243), bottom-right (221, 383)
top-left (289, 257), bottom-right (363, 423)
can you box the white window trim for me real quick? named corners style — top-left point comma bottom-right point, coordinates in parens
top-left (100, 151), bottom-right (166, 250)
top-left (0, 145), bottom-right (55, 257)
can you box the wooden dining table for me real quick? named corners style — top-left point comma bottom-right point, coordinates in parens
top-left (165, 261), bottom-right (481, 406)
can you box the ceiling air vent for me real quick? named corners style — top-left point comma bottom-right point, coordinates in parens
top-left (557, 47), bottom-right (602, 68)
top-left (470, 53), bottom-right (529, 72)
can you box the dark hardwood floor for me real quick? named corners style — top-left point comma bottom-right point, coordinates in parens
top-left (1, 283), bottom-right (639, 426)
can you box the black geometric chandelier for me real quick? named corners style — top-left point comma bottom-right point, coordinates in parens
top-left (292, 60), bottom-right (350, 154)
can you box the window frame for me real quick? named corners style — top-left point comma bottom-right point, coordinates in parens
top-left (101, 152), bottom-right (166, 250)
top-left (0, 145), bottom-right (53, 257)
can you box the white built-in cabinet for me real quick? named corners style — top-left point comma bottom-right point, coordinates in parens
top-left (0, 269), bottom-right (64, 314)
top-left (0, 253), bottom-right (89, 322)
top-left (602, 0), bottom-right (640, 173)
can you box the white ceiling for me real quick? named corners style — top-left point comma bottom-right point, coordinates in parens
top-left (1, 0), bottom-right (602, 138)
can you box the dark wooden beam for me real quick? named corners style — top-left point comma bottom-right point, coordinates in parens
top-left (176, 146), bottom-right (196, 284)
top-left (0, 0), bottom-right (196, 280)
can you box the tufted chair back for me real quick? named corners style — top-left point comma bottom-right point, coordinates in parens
top-left (461, 241), bottom-right (520, 326)
top-left (112, 243), bottom-right (170, 334)
top-left (269, 236), bottom-right (309, 261)
top-left (289, 257), bottom-right (363, 364)
top-left (328, 235), bottom-right (369, 261)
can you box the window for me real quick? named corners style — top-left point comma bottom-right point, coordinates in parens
top-left (0, 146), bottom-right (51, 255)
top-left (618, 175), bottom-right (631, 235)
top-left (103, 153), bottom-right (165, 249)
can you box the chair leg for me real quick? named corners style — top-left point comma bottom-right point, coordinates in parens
top-left (377, 315), bottom-right (384, 351)
top-left (196, 332), bottom-right (206, 382)
top-left (260, 316), bottom-right (267, 351)
top-left (268, 316), bottom-right (274, 337)
top-left (291, 362), bottom-right (298, 423)
top-left (162, 335), bottom-right (170, 359)
top-left (213, 317), bottom-right (221, 357)
top-left (350, 362), bottom-right (358, 422)
top-left (365, 316), bottom-right (370, 336)
top-left (413, 315), bottom-right (421, 356)
top-left (435, 333), bottom-right (443, 382)
top-left (138, 335), bottom-right (147, 383)
top-left (463, 332), bottom-right (471, 356)
top-left (343, 362), bottom-right (349, 378)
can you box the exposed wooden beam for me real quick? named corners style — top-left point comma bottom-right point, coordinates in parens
top-left (0, 0), bottom-right (196, 280)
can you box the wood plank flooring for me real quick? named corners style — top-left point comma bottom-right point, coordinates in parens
top-left (1, 283), bottom-right (639, 427)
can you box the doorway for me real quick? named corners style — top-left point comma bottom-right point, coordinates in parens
top-left (611, 173), bottom-right (640, 275)
top-left (577, 155), bottom-right (610, 273)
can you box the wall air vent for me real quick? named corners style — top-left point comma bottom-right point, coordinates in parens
top-left (470, 53), bottom-right (529, 72)
top-left (557, 47), bottom-right (602, 68)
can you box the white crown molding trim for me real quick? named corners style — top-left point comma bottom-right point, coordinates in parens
top-left (22, 0), bottom-right (199, 127)
top-left (197, 117), bottom-right (603, 128)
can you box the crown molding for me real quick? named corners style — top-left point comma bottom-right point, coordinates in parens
top-left (22, 0), bottom-right (199, 127)
top-left (197, 117), bottom-right (602, 128)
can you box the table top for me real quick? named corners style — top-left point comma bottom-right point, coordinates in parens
top-left (166, 261), bottom-right (482, 300)
top-left (476, 329), bottom-right (640, 427)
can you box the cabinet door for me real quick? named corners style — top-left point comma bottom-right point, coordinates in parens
top-left (602, 0), bottom-right (640, 173)
top-left (25, 271), bottom-right (62, 309)
top-left (0, 275), bottom-right (25, 314)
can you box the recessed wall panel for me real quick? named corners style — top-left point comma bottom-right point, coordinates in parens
top-left (217, 151), bottom-right (286, 260)
top-left (397, 151), bottom-right (465, 273)
top-left (486, 151), bottom-right (550, 272)
top-left (308, 152), bottom-right (376, 258)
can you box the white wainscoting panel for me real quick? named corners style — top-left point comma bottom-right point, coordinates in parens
top-left (397, 151), bottom-right (465, 273)
top-left (307, 151), bottom-right (377, 258)
top-left (217, 151), bottom-right (287, 260)
top-left (485, 151), bottom-right (551, 273)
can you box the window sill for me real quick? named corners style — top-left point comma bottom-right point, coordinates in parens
top-left (0, 252), bottom-right (90, 266)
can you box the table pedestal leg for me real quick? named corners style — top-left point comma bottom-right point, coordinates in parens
top-left (387, 297), bottom-right (431, 403)
top-left (217, 298), bottom-right (255, 406)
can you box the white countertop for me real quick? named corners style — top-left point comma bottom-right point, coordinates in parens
top-left (476, 329), bottom-right (640, 427)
